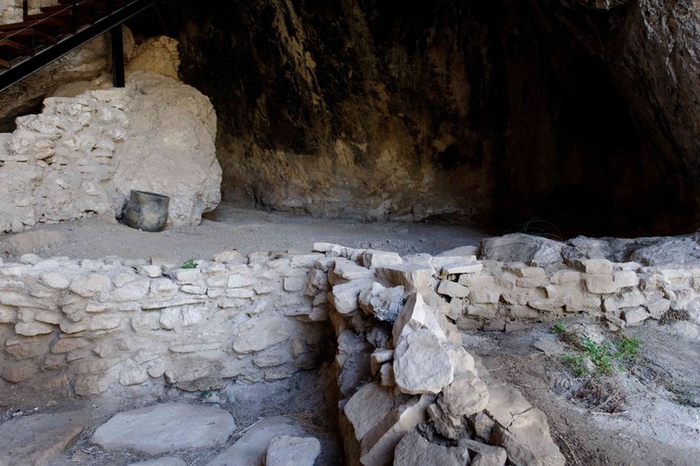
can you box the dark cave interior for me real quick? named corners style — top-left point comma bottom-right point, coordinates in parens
top-left (130, 0), bottom-right (700, 237)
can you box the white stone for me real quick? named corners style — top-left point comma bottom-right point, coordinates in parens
top-left (0, 411), bottom-right (89, 465)
top-left (437, 279), bottom-right (469, 298)
top-left (265, 435), bottom-right (321, 466)
top-left (91, 403), bottom-right (235, 455)
top-left (394, 429), bottom-right (469, 466)
top-left (359, 250), bottom-right (403, 268)
top-left (344, 382), bottom-right (396, 441)
top-left (69, 273), bottom-right (109, 297)
top-left (359, 394), bottom-right (432, 466)
top-left (394, 329), bottom-right (454, 395)
top-left (232, 316), bottom-right (292, 353)
top-left (330, 278), bottom-right (374, 314)
top-left (15, 321), bottom-right (54, 336)
top-left (359, 282), bottom-right (405, 322)
top-left (621, 306), bottom-right (649, 325)
top-left (441, 262), bottom-right (484, 276)
top-left (375, 263), bottom-right (434, 291)
top-left (329, 258), bottom-right (373, 285)
top-left (438, 372), bottom-right (489, 417)
top-left (204, 416), bottom-right (307, 466)
top-left (392, 293), bottom-right (446, 344)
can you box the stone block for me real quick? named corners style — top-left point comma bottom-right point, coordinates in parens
top-left (59, 319), bottom-right (88, 334)
top-left (39, 272), bottom-right (71, 290)
top-left (437, 280), bottom-right (469, 298)
top-left (646, 298), bottom-right (671, 317)
top-left (515, 277), bottom-right (549, 288)
top-left (0, 305), bottom-right (17, 323)
top-left (359, 394), bottom-right (432, 466)
top-left (69, 273), bottom-right (110, 297)
top-left (5, 335), bottom-right (51, 360)
top-left (603, 290), bottom-right (646, 312)
top-left (469, 289), bottom-right (501, 304)
top-left (441, 262), bottom-right (484, 276)
top-left (621, 306), bottom-right (649, 325)
top-left (504, 264), bottom-right (545, 278)
top-left (613, 270), bottom-right (640, 289)
top-left (393, 292), bottom-right (446, 344)
top-left (131, 312), bottom-right (161, 332)
top-left (233, 316), bottom-right (293, 353)
top-left (34, 310), bottom-right (62, 325)
top-left (359, 282), bottom-right (404, 322)
top-left (15, 321), bottom-right (54, 336)
top-left (394, 329), bottom-right (454, 395)
top-left (344, 382), bottom-right (396, 441)
top-left (459, 439), bottom-right (507, 466)
top-left (329, 259), bottom-right (373, 285)
top-left (466, 305), bottom-right (497, 319)
top-left (51, 337), bottom-right (90, 354)
top-left (567, 258), bottom-right (613, 275)
top-left (111, 278), bottom-right (150, 302)
top-left (329, 278), bottom-right (374, 314)
top-left (119, 367), bottom-right (149, 386)
top-left (549, 269), bottom-right (582, 285)
top-left (584, 275), bottom-right (619, 294)
top-left (370, 349), bottom-right (394, 375)
top-left (439, 372), bottom-right (489, 417)
top-left (169, 268), bottom-right (203, 285)
top-left (283, 276), bottom-right (305, 292)
top-left (458, 274), bottom-right (496, 288)
top-left (266, 435), bottom-right (321, 466)
top-left (89, 315), bottom-right (121, 331)
top-left (394, 429), bottom-right (469, 466)
top-left (358, 250), bottom-right (403, 268)
top-left (138, 265), bottom-right (162, 278)
top-left (375, 263), bottom-right (434, 292)
top-left (2, 361), bottom-right (39, 383)
top-left (74, 374), bottom-right (109, 396)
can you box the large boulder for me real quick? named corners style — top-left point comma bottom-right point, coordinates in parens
top-left (113, 70), bottom-right (221, 226)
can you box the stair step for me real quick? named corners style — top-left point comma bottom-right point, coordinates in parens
top-left (0, 57), bottom-right (10, 69)
top-left (0, 38), bottom-right (34, 56)
top-left (0, 28), bottom-right (58, 45)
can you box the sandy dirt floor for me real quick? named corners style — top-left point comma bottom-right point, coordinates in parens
top-left (1, 203), bottom-right (699, 465)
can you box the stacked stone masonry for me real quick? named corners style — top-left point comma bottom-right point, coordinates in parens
top-left (0, 240), bottom-right (696, 400)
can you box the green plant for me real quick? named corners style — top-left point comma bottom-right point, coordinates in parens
top-left (181, 259), bottom-right (197, 269)
top-left (551, 321), bottom-right (566, 335)
top-left (559, 334), bottom-right (642, 377)
top-left (616, 337), bottom-right (641, 360)
top-left (562, 352), bottom-right (589, 377)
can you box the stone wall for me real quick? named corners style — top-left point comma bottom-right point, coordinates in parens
top-left (0, 70), bottom-right (221, 233)
top-left (2, 236), bottom-right (699, 403)
top-left (0, 250), bottom-right (330, 400)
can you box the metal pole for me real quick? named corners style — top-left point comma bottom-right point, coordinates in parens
top-left (22, 0), bottom-right (28, 20)
top-left (111, 25), bottom-right (124, 87)
top-left (71, 1), bottom-right (78, 34)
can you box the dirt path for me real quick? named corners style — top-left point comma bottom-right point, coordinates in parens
top-left (0, 202), bottom-right (491, 263)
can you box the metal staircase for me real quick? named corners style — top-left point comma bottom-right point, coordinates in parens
top-left (0, 0), bottom-right (156, 92)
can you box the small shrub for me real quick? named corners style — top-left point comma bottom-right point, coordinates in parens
top-left (551, 321), bottom-right (567, 335)
top-left (181, 259), bottom-right (197, 269)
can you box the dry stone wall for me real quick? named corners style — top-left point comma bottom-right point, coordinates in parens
top-left (0, 70), bottom-right (221, 233)
top-left (0, 251), bottom-right (330, 400)
top-left (1, 236), bottom-right (698, 404)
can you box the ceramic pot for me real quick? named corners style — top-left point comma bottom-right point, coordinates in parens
top-left (123, 190), bottom-right (170, 232)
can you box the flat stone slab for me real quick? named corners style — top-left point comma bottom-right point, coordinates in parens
top-left (127, 458), bottom-right (188, 466)
top-left (204, 416), bottom-right (307, 466)
top-left (91, 403), bottom-right (235, 456)
top-left (0, 411), bottom-right (88, 465)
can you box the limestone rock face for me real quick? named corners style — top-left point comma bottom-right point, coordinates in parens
top-left (126, 36), bottom-right (181, 80)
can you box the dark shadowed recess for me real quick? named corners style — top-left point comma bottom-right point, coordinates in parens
top-left (147, 0), bottom-right (699, 238)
